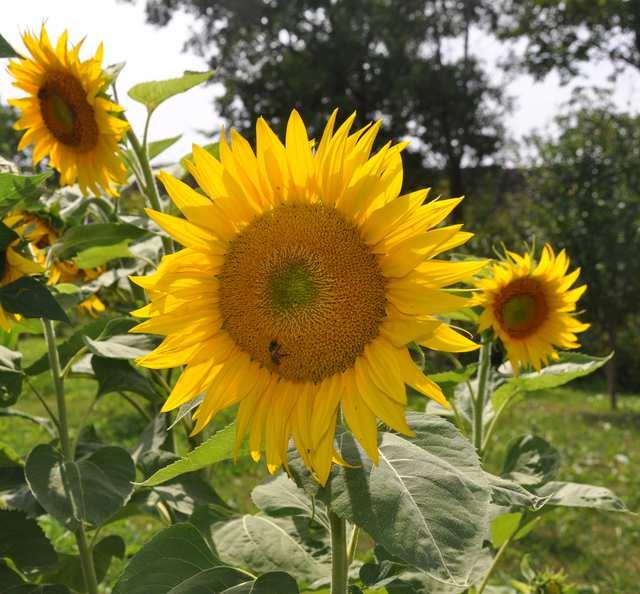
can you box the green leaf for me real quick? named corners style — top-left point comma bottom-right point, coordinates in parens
top-left (0, 345), bottom-right (23, 406)
top-left (501, 435), bottom-right (560, 488)
top-left (55, 223), bottom-right (147, 260)
top-left (25, 444), bottom-right (135, 528)
top-left (0, 221), bottom-right (19, 250)
top-left (73, 240), bottom-right (133, 269)
top-left (148, 135), bottom-right (182, 160)
top-left (492, 352), bottom-right (613, 408)
top-left (490, 512), bottom-right (540, 548)
top-left (484, 473), bottom-right (545, 511)
top-left (251, 473), bottom-right (329, 530)
top-left (166, 567), bottom-right (256, 593)
top-left (92, 356), bottom-right (159, 400)
top-left (0, 172), bottom-right (51, 216)
top-left (250, 572), bottom-right (299, 594)
top-left (536, 481), bottom-right (628, 512)
top-left (138, 423), bottom-right (243, 487)
top-left (0, 277), bottom-right (69, 323)
top-left (26, 317), bottom-right (113, 375)
top-left (128, 71), bottom-right (214, 114)
top-left (213, 515), bottom-right (329, 583)
top-left (0, 444), bottom-right (24, 491)
top-left (0, 33), bottom-right (19, 58)
top-left (0, 560), bottom-right (70, 594)
top-left (83, 334), bottom-right (156, 359)
top-left (290, 413), bottom-right (491, 585)
top-left (112, 523), bottom-right (226, 594)
top-left (0, 510), bottom-right (57, 569)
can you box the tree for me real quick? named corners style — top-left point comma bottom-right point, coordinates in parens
top-left (496, 0), bottom-right (640, 80)
top-left (527, 93), bottom-right (640, 408)
top-left (0, 100), bottom-right (20, 160)
top-left (138, 0), bottom-right (508, 206)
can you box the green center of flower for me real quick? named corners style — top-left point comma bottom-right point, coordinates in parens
top-left (501, 294), bottom-right (537, 329)
top-left (269, 262), bottom-right (318, 313)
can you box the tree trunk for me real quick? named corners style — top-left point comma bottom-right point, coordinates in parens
top-left (447, 155), bottom-right (465, 223)
top-left (606, 327), bottom-right (618, 410)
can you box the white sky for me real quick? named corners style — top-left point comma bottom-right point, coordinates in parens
top-left (1, 0), bottom-right (639, 164)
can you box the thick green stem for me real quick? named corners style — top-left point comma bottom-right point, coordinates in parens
top-left (126, 128), bottom-right (173, 254)
top-left (329, 509), bottom-right (349, 594)
top-left (42, 320), bottom-right (99, 594)
top-left (473, 335), bottom-right (492, 454)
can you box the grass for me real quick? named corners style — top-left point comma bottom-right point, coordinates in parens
top-left (1, 336), bottom-right (638, 593)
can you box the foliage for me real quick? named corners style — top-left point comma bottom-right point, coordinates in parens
top-left (527, 94), bottom-right (640, 403)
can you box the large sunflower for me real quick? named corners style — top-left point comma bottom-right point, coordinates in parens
top-left (8, 26), bottom-right (128, 196)
top-left (132, 110), bottom-right (484, 483)
top-left (475, 245), bottom-right (589, 372)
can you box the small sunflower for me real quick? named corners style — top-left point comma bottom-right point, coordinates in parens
top-left (8, 26), bottom-right (128, 196)
top-left (475, 245), bottom-right (589, 372)
top-left (0, 230), bottom-right (43, 331)
top-left (132, 110), bottom-right (484, 483)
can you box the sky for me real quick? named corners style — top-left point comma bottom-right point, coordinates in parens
top-left (1, 0), bottom-right (639, 164)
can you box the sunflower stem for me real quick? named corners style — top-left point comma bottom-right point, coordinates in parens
top-left (42, 319), bottom-right (99, 594)
top-left (329, 509), bottom-right (349, 594)
top-left (126, 128), bottom-right (173, 254)
top-left (473, 334), bottom-right (492, 454)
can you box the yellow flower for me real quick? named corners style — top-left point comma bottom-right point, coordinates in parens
top-left (132, 110), bottom-right (484, 483)
top-left (8, 26), bottom-right (128, 196)
top-left (475, 245), bottom-right (589, 372)
top-left (79, 293), bottom-right (106, 317)
top-left (0, 235), bottom-right (43, 331)
top-left (3, 211), bottom-right (58, 248)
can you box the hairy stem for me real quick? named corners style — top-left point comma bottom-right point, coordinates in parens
top-left (329, 509), bottom-right (349, 594)
top-left (473, 335), bottom-right (492, 453)
top-left (42, 319), bottom-right (99, 594)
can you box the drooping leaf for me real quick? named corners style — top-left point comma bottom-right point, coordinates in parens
top-left (111, 523), bottom-right (222, 594)
top-left (536, 481), bottom-right (628, 512)
top-left (484, 473), bottom-right (546, 511)
top-left (55, 223), bottom-right (147, 260)
top-left (0, 345), bottom-right (23, 406)
top-left (25, 444), bottom-right (135, 528)
top-left (73, 240), bottom-right (133, 269)
top-left (131, 416), bottom-right (168, 463)
top-left (83, 334), bottom-right (155, 359)
top-left (290, 412), bottom-right (491, 586)
top-left (92, 357), bottom-right (159, 401)
top-left (492, 352), bottom-right (613, 408)
top-left (213, 515), bottom-right (329, 583)
top-left (251, 473), bottom-right (329, 530)
top-left (0, 510), bottom-right (57, 569)
top-left (501, 435), bottom-right (560, 488)
top-left (128, 71), bottom-right (214, 114)
top-left (138, 423), bottom-right (243, 487)
top-left (148, 135), bottom-right (182, 160)
top-left (0, 277), bottom-right (69, 323)
top-left (0, 33), bottom-right (19, 58)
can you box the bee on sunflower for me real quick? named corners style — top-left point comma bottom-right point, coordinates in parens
top-left (132, 110), bottom-right (486, 483)
top-left (474, 245), bottom-right (589, 372)
top-left (7, 26), bottom-right (128, 196)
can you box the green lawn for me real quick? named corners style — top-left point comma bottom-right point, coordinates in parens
top-left (2, 337), bottom-right (638, 593)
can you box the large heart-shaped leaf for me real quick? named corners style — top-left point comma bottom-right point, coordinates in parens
top-left (25, 444), bottom-right (135, 528)
top-left (213, 515), bottom-right (329, 584)
top-left (290, 413), bottom-right (491, 587)
top-left (0, 510), bottom-right (57, 569)
top-left (112, 523), bottom-right (255, 594)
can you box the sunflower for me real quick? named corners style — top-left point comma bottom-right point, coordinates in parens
top-left (0, 231), bottom-right (43, 331)
top-left (132, 110), bottom-right (485, 483)
top-left (475, 245), bottom-right (589, 372)
top-left (8, 26), bottom-right (128, 196)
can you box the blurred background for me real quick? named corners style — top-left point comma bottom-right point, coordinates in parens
top-left (1, 0), bottom-right (639, 404)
